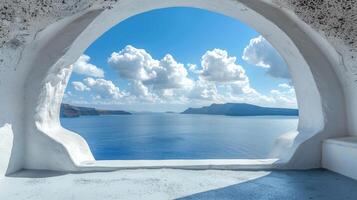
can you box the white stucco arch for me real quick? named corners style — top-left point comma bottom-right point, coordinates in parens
top-left (2, 0), bottom-right (350, 174)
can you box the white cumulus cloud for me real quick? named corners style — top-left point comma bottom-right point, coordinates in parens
top-left (65, 45), bottom-right (297, 108)
top-left (188, 78), bottom-right (221, 101)
top-left (72, 55), bottom-right (104, 78)
top-left (228, 80), bottom-right (255, 95)
top-left (242, 36), bottom-right (290, 79)
top-left (200, 49), bottom-right (248, 83)
top-left (108, 45), bottom-right (193, 100)
top-left (278, 83), bottom-right (291, 89)
top-left (188, 63), bottom-right (198, 72)
top-left (83, 77), bottom-right (125, 100)
top-left (143, 54), bottom-right (193, 90)
top-left (72, 81), bottom-right (90, 91)
top-left (108, 45), bottom-right (157, 81)
top-left (194, 49), bottom-right (254, 100)
top-left (270, 83), bottom-right (297, 108)
top-left (128, 80), bottom-right (157, 102)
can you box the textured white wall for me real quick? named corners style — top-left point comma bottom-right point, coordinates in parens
top-left (0, 0), bottom-right (355, 176)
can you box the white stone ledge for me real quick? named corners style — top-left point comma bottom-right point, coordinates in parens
top-left (322, 137), bottom-right (357, 180)
top-left (324, 137), bottom-right (357, 149)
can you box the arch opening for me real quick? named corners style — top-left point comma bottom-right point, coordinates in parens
top-left (60, 7), bottom-right (299, 161)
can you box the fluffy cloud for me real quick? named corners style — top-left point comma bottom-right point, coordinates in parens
top-left (128, 80), bottom-right (157, 102)
top-left (72, 55), bottom-right (104, 78)
top-left (188, 63), bottom-right (198, 72)
top-left (228, 80), bottom-right (255, 95)
top-left (68, 45), bottom-right (297, 108)
top-left (83, 77), bottom-right (125, 100)
top-left (278, 83), bottom-right (291, 89)
top-left (188, 78), bottom-right (221, 101)
top-left (242, 36), bottom-right (290, 79)
top-left (269, 83), bottom-right (297, 108)
top-left (108, 45), bottom-right (193, 91)
top-left (143, 54), bottom-right (193, 90)
top-left (200, 49), bottom-right (248, 82)
top-left (129, 80), bottom-right (150, 97)
top-left (108, 45), bottom-right (157, 81)
top-left (72, 81), bottom-right (90, 91)
top-left (193, 49), bottom-right (256, 100)
top-left (108, 45), bottom-right (193, 102)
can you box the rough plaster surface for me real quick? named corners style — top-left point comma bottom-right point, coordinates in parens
top-left (275, 0), bottom-right (357, 47)
top-left (0, 0), bottom-right (115, 46)
top-left (1, 169), bottom-right (357, 200)
top-left (0, 0), bottom-right (356, 178)
top-left (1, 0), bottom-right (356, 46)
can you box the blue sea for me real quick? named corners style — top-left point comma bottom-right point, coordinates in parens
top-left (60, 114), bottom-right (298, 160)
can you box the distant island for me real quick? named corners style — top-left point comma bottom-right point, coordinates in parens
top-left (181, 103), bottom-right (298, 116)
top-left (60, 103), bottom-right (131, 118)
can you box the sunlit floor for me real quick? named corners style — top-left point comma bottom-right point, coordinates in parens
top-left (1, 169), bottom-right (357, 200)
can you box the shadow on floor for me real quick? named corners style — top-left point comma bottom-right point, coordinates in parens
top-left (177, 169), bottom-right (357, 200)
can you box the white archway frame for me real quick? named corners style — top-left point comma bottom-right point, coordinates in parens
top-left (12, 0), bottom-right (347, 172)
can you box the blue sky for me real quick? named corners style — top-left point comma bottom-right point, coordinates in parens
top-left (64, 7), bottom-right (296, 112)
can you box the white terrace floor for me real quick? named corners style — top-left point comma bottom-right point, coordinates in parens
top-left (1, 169), bottom-right (357, 200)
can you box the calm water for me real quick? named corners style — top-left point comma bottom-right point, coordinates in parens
top-left (60, 114), bottom-right (298, 160)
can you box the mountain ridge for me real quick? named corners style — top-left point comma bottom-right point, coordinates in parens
top-left (60, 103), bottom-right (132, 118)
top-left (181, 103), bottom-right (298, 116)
